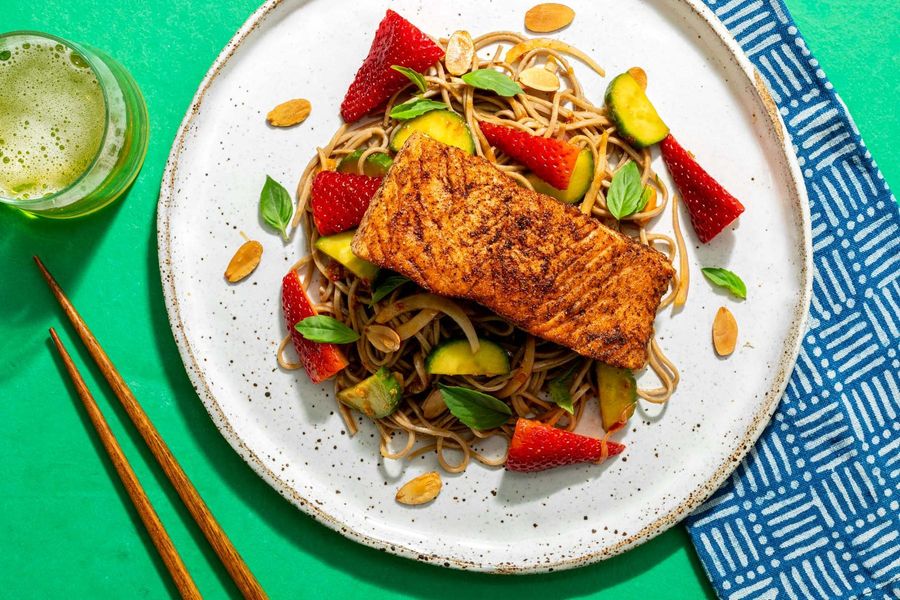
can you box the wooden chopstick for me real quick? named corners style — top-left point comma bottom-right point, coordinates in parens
top-left (35, 257), bottom-right (267, 600)
top-left (49, 328), bottom-right (202, 600)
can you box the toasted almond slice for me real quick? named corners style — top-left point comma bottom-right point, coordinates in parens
top-left (524, 3), bottom-right (575, 33)
top-left (544, 56), bottom-right (560, 73)
top-left (366, 324), bottom-right (401, 353)
top-left (518, 65), bottom-right (561, 92)
top-left (445, 30), bottom-right (475, 76)
top-left (266, 98), bottom-right (311, 127)
top-left (627, 66), bottom-right (648, 90)
top-left (712, 307), bottom-right (738, 356)
top-left (421, 388), bottom-right (447, 419)
top-left (396, 472), bottom-right (442, 505)
top-left (224, 240), bottom-right (263, 283)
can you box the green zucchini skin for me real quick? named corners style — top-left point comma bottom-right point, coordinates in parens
top-left (390, 110), bottom-right (476, 155)
top-left (337, 150), bottom-right (393, 177)
top-left (528, 148), bottom-right (594, 203)
top-left (597, 363), bottom-right (637, 431)
top-left (604, 72), bottom-right (669, 148)
top-left (337, 367), bottom-right (403, 418)
top-left (425, 338), bottom-right (511, 376)
top-left (315, 231), bottom-right (380, 281)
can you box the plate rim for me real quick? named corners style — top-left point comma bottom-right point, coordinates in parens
top-left (157, 0), bottom-right (813, 573)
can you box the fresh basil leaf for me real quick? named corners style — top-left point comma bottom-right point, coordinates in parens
top-left (259, 175), bottom-right (293, 240)
top-left (391, 65), bottom-right (427, 94)
top-left (607, 162), bottom-right (645, 220)
top-left (389, 97), bottom-right (447, 120)
top-left (369, 273), bottom-right (411, 305)
top-left (438, 385), bottom-right (512, 430)
top-left (461, 69), bottom-right (524, 97)
top-left (701, 267), bottom-right (747, 299)
top-left (294, 316), bottom-right (360, 344)
top-left (548, 364), bottom-right (576, 414)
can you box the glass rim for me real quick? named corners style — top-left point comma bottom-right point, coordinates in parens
top-left (0, 30), bottom-right (111, 207)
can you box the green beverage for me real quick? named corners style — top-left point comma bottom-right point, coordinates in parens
top-left (0, 32), bottom-right (148, 218)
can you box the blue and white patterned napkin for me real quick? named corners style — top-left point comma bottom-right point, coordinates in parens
top-left (686, 1), bottom-right (900, 598)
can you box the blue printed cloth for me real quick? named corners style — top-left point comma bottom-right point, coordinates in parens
top-left (686, 1), bottom-right (900, 598)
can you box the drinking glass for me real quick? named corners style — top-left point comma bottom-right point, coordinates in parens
top-left (0, 31), bottom-right (149, 218)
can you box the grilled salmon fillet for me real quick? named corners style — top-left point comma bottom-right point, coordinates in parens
top-left (352, 133), bottom-right (674, 369)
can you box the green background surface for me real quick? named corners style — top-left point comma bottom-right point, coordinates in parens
top-left (1, 1), bottom-right (897, 598)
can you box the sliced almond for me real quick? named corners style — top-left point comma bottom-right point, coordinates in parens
top-left (712, 307), bottom-right (738, 356)
top-left (627, 66), bottom-right (647, 91)
top-left (266, 98), bottom-right (311, 127)
top-left (518, 65), bottom-right (561, 93)
top-left (365, 324), bottom-right (401, 353)
top-left (224, 240), bottom-right (263, 283)
top-left (396, 472), bottom-right (442, 505)
top-left (544, 56), bottom-right (560, 74)
top-left (445, 30), bottom-right (475, 76)
top-left (421, 388), bottom-right (447, 419)
top-left (525, 3), bottom-right (575, 33)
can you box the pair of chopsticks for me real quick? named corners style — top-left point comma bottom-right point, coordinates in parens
top-left (37, 257), bottom-right (267, 600)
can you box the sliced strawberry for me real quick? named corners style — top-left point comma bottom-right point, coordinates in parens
top-left (311, 171), bottom-right (383, 235)
top-left (660, 134), bottom-right (745, 243)
top-left (341, 10), bottom-right (444, 123)
top-left (479, 121), bottom-right (580, 190)
top-left (506, 418), bottom-right (624, 473)
top-left (282, 270), bottom-right (348, 383)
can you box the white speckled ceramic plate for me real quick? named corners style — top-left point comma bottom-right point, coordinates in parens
top-left (158, 0), bottom-right (811, 573)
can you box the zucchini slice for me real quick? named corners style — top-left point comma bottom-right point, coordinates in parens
top-left (528, 147), bottom-right (594, 203)
top-left (425, 338), bottom-right (510, 376)
top-left (604, 72), bottom-right (668, 148)
top-left (315, 231), bottom-right (379, 282)
top-left (337, 367), bottom-right (402, 418)
top-left (597, 362), bottom-right (637, 432)
top-left (337, 150), bottom-right (393, 177)
top-left (390, 110), bottom-right (476, 154)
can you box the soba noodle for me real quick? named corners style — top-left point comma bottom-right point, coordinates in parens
top-left (280, 31), bottom-right (686, 472)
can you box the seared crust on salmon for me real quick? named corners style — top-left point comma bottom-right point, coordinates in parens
top-left (352, 133), bottom-right (674, 369)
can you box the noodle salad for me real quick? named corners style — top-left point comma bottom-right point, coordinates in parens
top-left (259, 8), bottom-right (747, 482)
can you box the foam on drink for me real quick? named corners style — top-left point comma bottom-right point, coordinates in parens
top-left (0, 37), bottom-right (106, 200)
